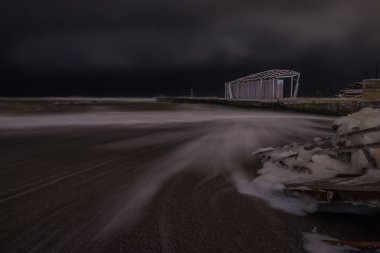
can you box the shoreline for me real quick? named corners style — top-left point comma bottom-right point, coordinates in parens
top-left (156, 97), bottom-right (380, 116)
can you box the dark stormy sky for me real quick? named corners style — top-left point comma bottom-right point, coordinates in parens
top-left (1, 0), bottom-right (380, 97)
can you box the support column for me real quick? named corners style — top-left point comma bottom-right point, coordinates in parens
top-left (248, 82), bottom-right (251, 99)
top-left (290, 76), bottom-right (293, 98)
top-left (293, 75), bottom-right (300, 98)
top-left (228, 83), bottom-right (233, 99)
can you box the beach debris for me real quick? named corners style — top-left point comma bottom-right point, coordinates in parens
top-left (251, 108), bottom-right (380, 210)
top-left (303, 232), bottom-right (380, 253)
top-left (323, 240), bottom-right (380, 251)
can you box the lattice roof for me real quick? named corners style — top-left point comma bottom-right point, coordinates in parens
top-left (227, 69), bottom-right (300, 84)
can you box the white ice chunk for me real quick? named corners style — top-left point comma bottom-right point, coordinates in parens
top-left (309, 155), bottom-right (350, 174)
top-left (338, 169), bottom-right (380, 185)
top-left (335, 107), bottom-right (380, 134)
top-left (252, 147), bottom-right (274, 155)
top-left (370, 148), bottom-right (380, 169)
top-left (351, 149), bottom-right (369, 172)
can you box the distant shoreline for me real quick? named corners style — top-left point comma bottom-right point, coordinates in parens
top-left (156, 97), bottom-right (380, 116)
top-left (1, 96), bottom-right (380, 116)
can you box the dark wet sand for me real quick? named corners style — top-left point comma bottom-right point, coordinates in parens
top-left (0, 124), bottom-right (379, 253)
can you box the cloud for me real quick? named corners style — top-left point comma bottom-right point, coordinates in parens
top-left (2, 0), bottom-right (380, 72)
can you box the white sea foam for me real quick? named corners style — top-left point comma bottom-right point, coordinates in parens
top-left (0, 105), bottom-right (331, 129)
top-left (98, 116), bottom-right (331, 234)
top-left (0, 103), bottom-right (334, 233)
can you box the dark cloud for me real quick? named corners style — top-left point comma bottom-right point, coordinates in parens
top-left (1, 0), bottom-right (380, 96)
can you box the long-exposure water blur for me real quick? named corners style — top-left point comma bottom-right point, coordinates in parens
top-left (1, 99), bottom-right (378, 253)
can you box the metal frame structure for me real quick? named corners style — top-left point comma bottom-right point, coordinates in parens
top-left (225, 69), bottom-right (300, 100)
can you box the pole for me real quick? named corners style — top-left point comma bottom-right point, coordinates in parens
top-left (228, 84), bottom-right (233, 99)
top-left (290, 76), bottom-right (293, 98)
top-left (189, 89), bottom-right (193, 98)
top-left (293, 74), bottom-right (300, 98)
top-left (376, 62), bottom-right (379, 79)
